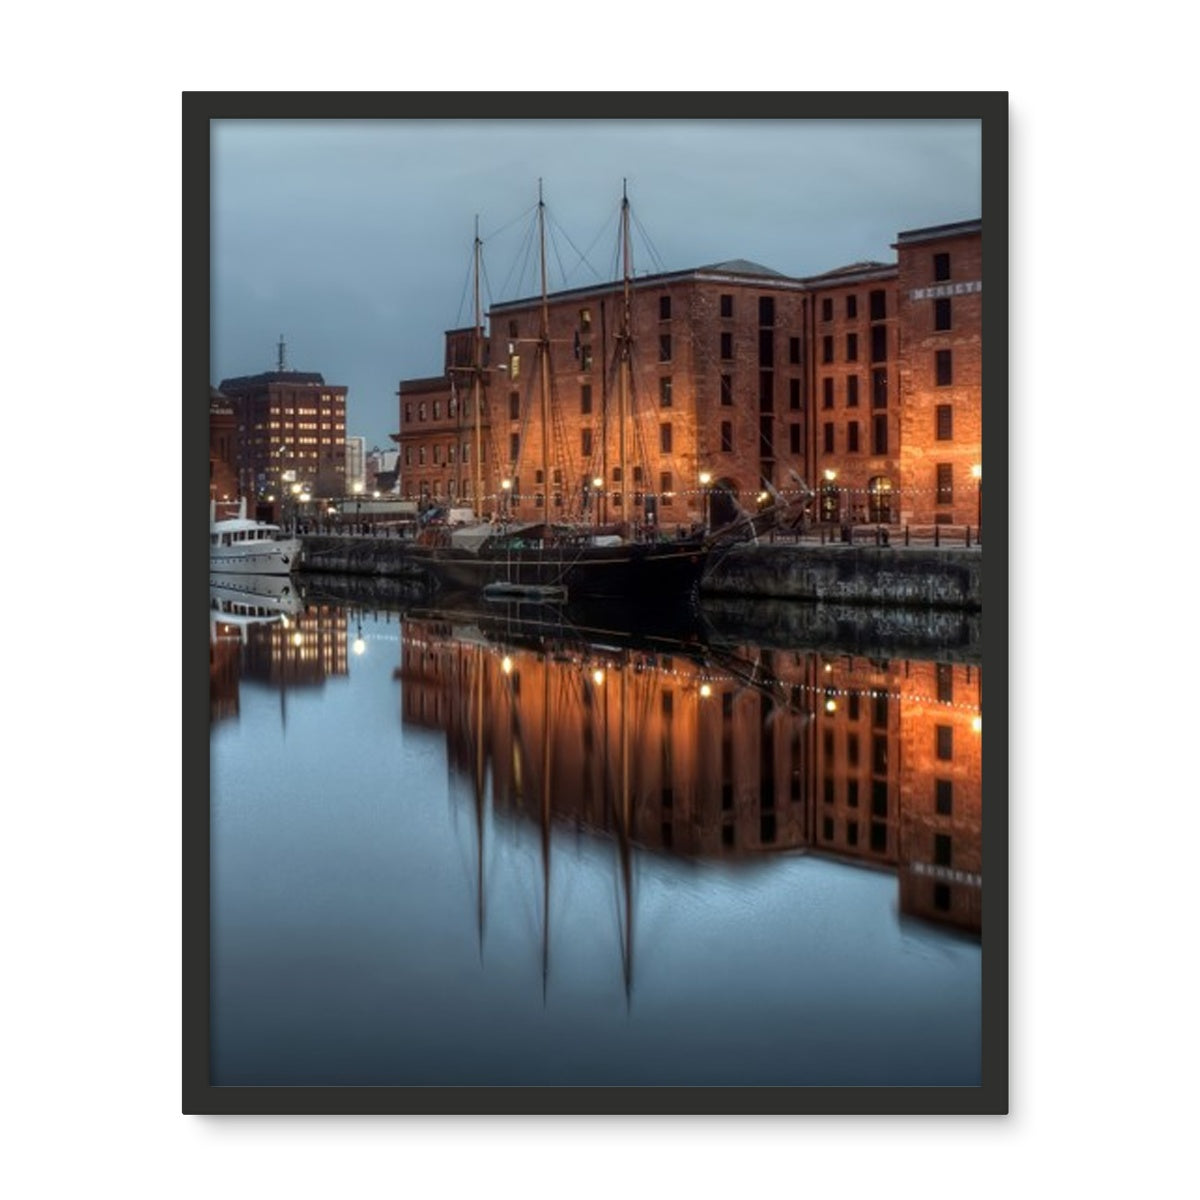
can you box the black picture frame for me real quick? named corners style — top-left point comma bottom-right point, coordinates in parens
top-left (184, 91), bottom-right (1008, 1115)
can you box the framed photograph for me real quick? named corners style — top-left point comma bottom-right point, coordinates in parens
top-left (185, 92), bottom-right (1007, 1114)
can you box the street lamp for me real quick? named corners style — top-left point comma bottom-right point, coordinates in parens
top-left (822, 468), bottom-right (838, 525)
top-left (592, 476), bottom-right (604, 528)
top-left (501, 477), bottom-right (512, 520)
top-left (699, 471), bottom-right (712, 533)
top-left (971, 463), bottom-right (982, 533)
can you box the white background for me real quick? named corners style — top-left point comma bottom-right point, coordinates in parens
top-left (3, 4), bottom-right (1194, 1196)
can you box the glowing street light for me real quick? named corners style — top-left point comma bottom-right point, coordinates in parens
top-left (699, 471), bottom-right (713, 532)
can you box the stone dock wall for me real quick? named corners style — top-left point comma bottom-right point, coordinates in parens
top-left (701, 544), bottom-right (981, 610)
top-left (298, 536), bottom-right (982, 611)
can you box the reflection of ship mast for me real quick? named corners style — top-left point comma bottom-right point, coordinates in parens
top-left (473, 643), bottom-right (486, 962)
top-left (541, 633), bottom-right (552, 1003)
top-left (615, 659), bottom-right (634, 1006)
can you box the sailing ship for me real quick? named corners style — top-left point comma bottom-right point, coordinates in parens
top-left (409, 183), bottom-right (709, 606)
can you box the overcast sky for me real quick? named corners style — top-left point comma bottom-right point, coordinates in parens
top-left (212, 119), bottom-right (981, 450)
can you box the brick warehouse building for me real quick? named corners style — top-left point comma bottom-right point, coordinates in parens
top-left (394, 219), bottom-right (983, 529)
top-left (217, 367), bottom-right (348, 513)
top-left (208, 387), bottom-right (238, 504)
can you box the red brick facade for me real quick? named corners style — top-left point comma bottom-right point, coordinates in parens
top-left (209, 388), bottom-right (238, 503)
top-left (395, 221), bottom-right (984, 530)
top-left (217, 370), bottom-right (349, 505)
top-left (895, 221), bottom-right (984, 526)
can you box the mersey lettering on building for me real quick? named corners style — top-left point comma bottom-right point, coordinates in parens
top-left (909, 280), bottom-right (982, 301)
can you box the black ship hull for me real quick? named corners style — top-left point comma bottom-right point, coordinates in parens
top-left (414, 539), bottom-right (707, 604)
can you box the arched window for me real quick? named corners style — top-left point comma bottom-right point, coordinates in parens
top-left (433, 401), bottom-right (441, 420)
top-left (868, 476), bottom-right (894, 523)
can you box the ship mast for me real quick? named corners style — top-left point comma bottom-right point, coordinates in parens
top-left (618, 180), bottom-right (632, 526)
top-left (538, 180), bottom-right (552, 520)
top-left (472, 215), bottom-right (485, 518)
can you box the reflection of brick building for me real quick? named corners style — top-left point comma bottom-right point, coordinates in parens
top-left (896, 661), bottom-right (983, 932)
top-left (395, 220), bottom-right (983, 529)
top-left (396, 617), bottom-right (983, 934)
top-left (240, 604), bottom-right (348, 687)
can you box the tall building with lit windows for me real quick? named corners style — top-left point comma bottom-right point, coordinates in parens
top-left (218, 368), bottom-right (349, 508)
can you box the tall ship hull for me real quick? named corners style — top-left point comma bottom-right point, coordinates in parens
top-left (416, 538), bottom-right (706, 604)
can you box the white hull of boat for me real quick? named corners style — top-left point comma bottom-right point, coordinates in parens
top-left (210, 539), bottom-right (302, 575)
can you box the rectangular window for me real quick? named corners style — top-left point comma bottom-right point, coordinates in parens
top-left (822, 817), bottom-right (834, 841)
top-left (579, 307), bottom-right (592, 331)
top-left (822, 336), bottom-right (833, 364)
top-left (581, 384), bottom-right (593, 415)
top-left (934, 833), bottom-right (952, 867)
top-left (846, 333), bottom-right (858, 362)
top-left (872, 368), bottom-right (887, 409)
top-left (509, 391), bottom-right (520, 421)
top-left (759, 329), bottom-right (774, 367)
top-left (824, 777), bottom-right (835, 805)
top-left (789, 378), bottom-right (801, 410)
top-left (936, 663), bottom-right (954, 702)
top-left (759, 296), bottom-right (775, 326)
top-left (846, 821), bottom-right (858, 848)
top-left (659, 295), bottom-right (671, 320)
top-left (659, 376), bottom-right (673, 407)
top-left (870, 822), bottom-right (887, 853)
top-left (789, 423), bottom-right (801, 454)
top-left (937, 463), bottom-right (954, 504)
top-left (662, 690), bottom-right (673, 718)
top-left (508, 320), bottom-right (519, 338)
top-left (936, 349), bottom-right (953, 386)
top-left (581, 344), bottom-right (593, 371)
top-left (660, 471), bottom-right (673, 503)
top-left (720, 332), bottom-right (733, 360)
top-left (720, 293), bottom-right (733, 318)
top-left (612, 466), bottom-right (622, 482)
top-left (871, 324), bottom-right (888, 362)
top-left (935, 779), bottom-right (953, 816)
top-left (936, 404), bottom-right (953, 440)
top-left (660, 423), bottom-right (672, 454)
top-left (581, 428), bottom-right (593, 457)
top-left (759, 416), bottom-right (773, 458)
top-left (633, 465), bottom-right (643, 484)
top-left (720, 374), bottom-right (733, 406)
top-left (872, 733), bottom-right (888, 775)
top-left (847, 732), bottom-right (860, 767)
top-left (759, 371), bottom-right (773, 411)
top-left (846, 295), bottom-right (858, 319)
top-left (848, 421), bottom-right (860, 453)
top-left (823, 377), bottom-right (834, 409)
top-left (823, 422), bottom-right (834, 453)
top-left (847, 779), bottom-right (859, 808)
top-left (934, 297), bottom-right (952, 331)
top-left (869, 289), bottom-right (886, 320)
top-left (821, 297), bottom-right (833, 321)
top-left (721, 421), bottom-right (734, 452)
top-left (936, 724), bottom-right (953, 760)
top-left (873, 414), bottom-right (888, 455)
top-left (659, 333), bottom-right (672, 362)
top-left (789, 337), bottom-right (801, 364)
top-left (933, 252), bottom-right (951, 281)
top-left (873, 691), bottom-right (888, 729)
top-left (849, 690), bottom-right (861, 721)
top-left (847, 374), bottom-right (859, 407)
top-left (872, 780), bottom-right (888, 817)
top-left (509, 433), bottom-right (519, 462)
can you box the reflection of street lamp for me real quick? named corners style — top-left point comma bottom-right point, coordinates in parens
top-left (699, 471), bottom-right (712, 532)
top-left (592, 476), bottom-right (603, 528)
top-left (501, 477), bottom-right (512, 518)
top-left (971, 463), bottom-right (982, 531)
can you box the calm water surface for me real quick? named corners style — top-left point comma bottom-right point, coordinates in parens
top-left (210, 585), bottom-right (982, 1086)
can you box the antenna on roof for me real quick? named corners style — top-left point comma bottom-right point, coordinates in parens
top-left (277, 335), bottom-right (287, 373)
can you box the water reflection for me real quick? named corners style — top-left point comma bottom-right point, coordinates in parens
top-left (398, 607), bottom-right (982, 938)
top-left (209, 575), bottom-right (347, 724)
top-left (209, 583), bottom-right (982, 1085)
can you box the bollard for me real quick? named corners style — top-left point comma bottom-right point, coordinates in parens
top-left (905, 525), bottom-right (910, 546)
top-left (966, 525), bottom-right (972, 548)
top-left (934, 524), bottom-right (940, 548)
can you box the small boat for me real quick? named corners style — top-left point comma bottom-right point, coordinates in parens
top-left (210, 498), bottom-right (302, 575)
top-left (482, 579), bottom-right (568, 604)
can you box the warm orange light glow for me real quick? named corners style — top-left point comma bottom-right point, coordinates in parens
top-left (592, 669), bottom-right (604, 686)
top-left (699, 684), bottom-right (712, 698)
top-left (501, 655), bottom-right (513, 675)
top-left (972, 716), bottom-right (982, 733)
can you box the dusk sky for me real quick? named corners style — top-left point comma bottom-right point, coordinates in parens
top-left (211, 119), bottom-right (981, 451)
